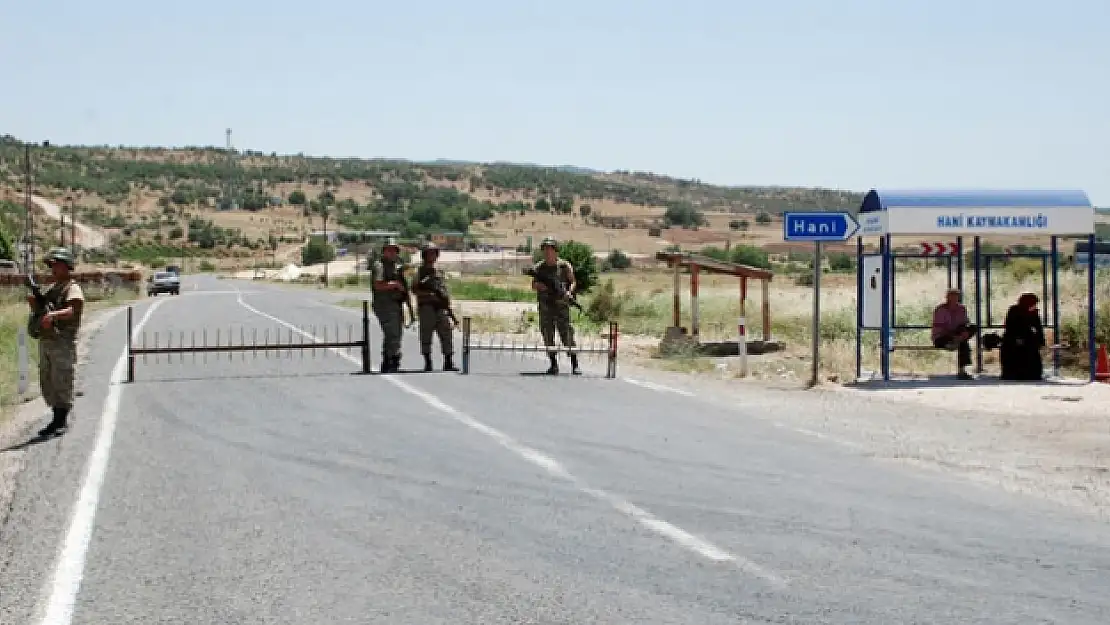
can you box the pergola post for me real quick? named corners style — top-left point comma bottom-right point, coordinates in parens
top-left (739, 276), bottom-right (748, 317)
top-left (672, 257), bottom-right (681, 328)
top-left (690, 263), bottom-right (700, 338)
top-left (761, 278), bottom-right (771, 341)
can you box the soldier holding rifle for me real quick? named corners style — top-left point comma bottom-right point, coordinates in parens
top-left (529, 236), bottom-right (580, 375)
top-left (26, 248), bottom-right (85, 437)
top-left (412, 242), bottom-right (458, 372)
top-left (370, 238), bottom-right (411, 373)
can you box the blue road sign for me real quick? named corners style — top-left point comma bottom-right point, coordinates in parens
top-left (782, 211), bottom-right (860, 242)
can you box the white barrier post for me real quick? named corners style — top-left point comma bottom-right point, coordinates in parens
top-left (737, 317), bottom-right (748, 377)
top-left (17, 326), bottom-right (28, 397)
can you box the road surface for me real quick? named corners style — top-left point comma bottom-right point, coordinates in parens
top-left (1, 276), bottom-right (1108, 624)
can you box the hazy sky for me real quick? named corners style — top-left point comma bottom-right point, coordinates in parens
top-left (2, 0), bottom-right (1107, 204)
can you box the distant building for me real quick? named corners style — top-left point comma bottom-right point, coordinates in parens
top-left (430, 231), bottom-right (466, 250)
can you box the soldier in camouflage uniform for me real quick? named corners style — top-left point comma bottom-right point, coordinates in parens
top-left (370, 238), bottom-right (409, 373)
top-left (412, 242), bottom-right (458, 372)
top-left (530, 236), bottom-right (580, 375)
top-left (26, 248), bottom-right (85, 436)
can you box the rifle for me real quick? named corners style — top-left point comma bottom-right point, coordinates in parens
top-left (25, 274), bottom-right (54, 340)
top-left (396, 270), bottom-right (416, 329)
top-left (418, 273), bottom-right (459, 328)
top-left (524, 266), bottom-right (583, 311)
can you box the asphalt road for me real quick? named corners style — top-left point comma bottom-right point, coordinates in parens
top-left (2, 275), bottom-right (1109, 624)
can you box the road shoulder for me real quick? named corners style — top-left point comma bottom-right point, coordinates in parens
top-left (0, 303), bottom-right (131, 537)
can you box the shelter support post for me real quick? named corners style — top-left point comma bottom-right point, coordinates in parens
top-left (956, 236), bottom-right (964, 294)
top-left (855, 237), bottom-right (863, 381)
top-left (1087, 234), bottom-right (1096, 382)
top-left (1050, 236), bottom-right (1061, 376)
top-left (672, 260), bottom-right (681, 328)
top-left (880, 235), bottom-right (891, 381)
top-left (690, 263), bottom-right (700, 338)
top-left (973, 237), bottom-right (983, 373)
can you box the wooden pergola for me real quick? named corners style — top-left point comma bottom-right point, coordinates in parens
top-left (654, 251), bottom-right (774, 341)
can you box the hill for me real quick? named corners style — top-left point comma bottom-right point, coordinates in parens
top-left (0, 134), bottom-right (864, 267)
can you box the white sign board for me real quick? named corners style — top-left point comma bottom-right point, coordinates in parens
top-left (879, 206), bottom-right (1093, 236)
top-left (859, 212), bottom-right (886, 236)
top-left (860, 255), bottom-right (884, 329)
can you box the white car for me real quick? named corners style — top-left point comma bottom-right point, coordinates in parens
top-left (147, 271), bottom-right (181, 296)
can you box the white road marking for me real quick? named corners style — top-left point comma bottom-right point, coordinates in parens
top-left (235, 293), bottom-right (785, 587)
top-left (37, 299), bottom-right (167, 625)
top-left (623, 377), bottom-right (695, 397)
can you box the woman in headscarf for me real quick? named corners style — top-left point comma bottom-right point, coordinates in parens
top-left (1000, 292), bottom-right (1045, 381)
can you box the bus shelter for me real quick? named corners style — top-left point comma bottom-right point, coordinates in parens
top-left (855, 190), bottom-right (1097, 382)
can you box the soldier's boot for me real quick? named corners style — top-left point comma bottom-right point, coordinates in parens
top-left (423, 353), bottom-right (434, 372)
top-left (39, 405), bottom-right (69, 437)
top-left (569, 353), bottom-right (581, 375)
top-left (391, 355), bottom-right (402, 372)
top-left (546, 353), bottom-right (559, 375)
top-left (380, 354), bottom-right (394, 374)
top-left (443, 355), bottom-right (459, 372)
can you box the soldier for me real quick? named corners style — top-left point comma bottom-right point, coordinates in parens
top-left (530, 236), bottom-right (580, 375)
top-left (412, 242), bottom-right (458, 372)
top-left (27, 248), bottom-right (85, 436)
top-left (370, 238), bottom-right (409, 373)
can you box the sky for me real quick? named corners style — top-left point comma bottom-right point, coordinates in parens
top-left (2, 0), bottom-right (1107, 204)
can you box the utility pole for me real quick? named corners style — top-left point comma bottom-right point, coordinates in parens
top-left (71, 199), bottom-right (77, 256)
top-left (23, 143), bottom-right (33, 271)
top-left (322, 208), bottom-right (329, 286)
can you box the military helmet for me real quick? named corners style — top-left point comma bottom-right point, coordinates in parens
top-left (421, 241), bottom-right (440, 258)
top-left (381, 237), bottom-right (400, 252)
top-left (539, 236), bottom-right (558, 249)
top-left (43, 247), bottom-right (76, 270)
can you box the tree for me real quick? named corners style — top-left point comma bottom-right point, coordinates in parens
top-left (729, 244), bottom-right (770, 269)
top-left (301, 237), bottom-right (335, 266)
top-left (606, 249), bottom-right (632, 270)
top-left (755, 211), bottom-right (772, 226)
top-left (828, 252), bottom-right (854, 272)
top-left (663, 201), bottom-right (706, 228)
top-left (551, 196), bottom-right (574, 215)
top-left (288, 189), bottom-right (307, 205)
top-left (534, 197), bottom-right (551, 213)
top-left (0, 221), bottom-right (13, 261)
top-left (532, 239), bottom-right (599, 295)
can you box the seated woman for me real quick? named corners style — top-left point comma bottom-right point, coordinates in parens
top-left (1000, 292), bottom-right (1045, 381)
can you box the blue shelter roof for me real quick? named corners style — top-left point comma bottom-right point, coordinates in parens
top-left (860, 190), bottom-right (1092, 213)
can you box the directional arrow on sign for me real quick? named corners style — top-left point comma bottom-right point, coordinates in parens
top-left (782, 211), bottom-right (860, 242)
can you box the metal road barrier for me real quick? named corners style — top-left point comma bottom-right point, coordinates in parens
top-left (124, 302), bottom-right (372, 382)
top-left (459, 316), bottom-right (619, 379)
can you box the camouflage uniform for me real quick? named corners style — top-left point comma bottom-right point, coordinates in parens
top-left (32, 248), bottom-right (85, 435)
top-left (413, 243), bottom-right (457, 372)
top-left (532, 237), bottom-right (580, 375)
top-left (370, 239), bottom-right (408, 373)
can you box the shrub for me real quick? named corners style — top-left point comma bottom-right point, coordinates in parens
top-left (607, 249), bottom-right (632, 270)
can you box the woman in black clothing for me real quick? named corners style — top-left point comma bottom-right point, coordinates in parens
top-left (1000, 292), bottom-right (1045, 381)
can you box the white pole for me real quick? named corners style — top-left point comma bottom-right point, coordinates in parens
top-left (737, 317), bottom-right (748, 377)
